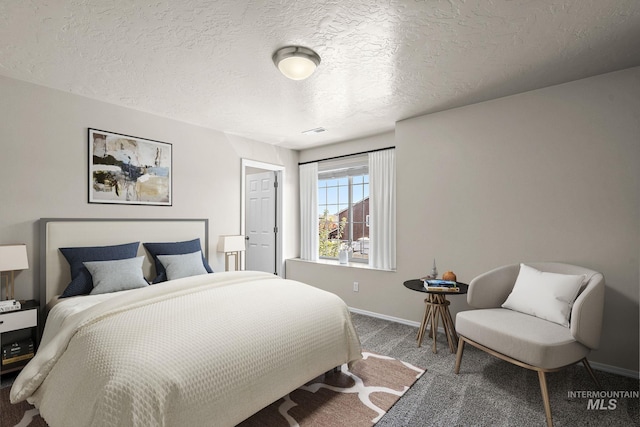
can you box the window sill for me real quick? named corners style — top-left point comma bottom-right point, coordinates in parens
top-left (287, 258), bottom-right (395, 273)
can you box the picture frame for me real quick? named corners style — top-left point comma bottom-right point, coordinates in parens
top-left (88, 128), bottom-right (172, 206)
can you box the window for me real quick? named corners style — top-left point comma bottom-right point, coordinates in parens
top-left (299, 148), bottom-right (395, 269)
top-left (317, 155), bottom-right (369, 262)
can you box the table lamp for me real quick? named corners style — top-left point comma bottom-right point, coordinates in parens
top-left (217, 236), bottom-right (246, 271)
top-left (0, 244), bottom-right (29, 300)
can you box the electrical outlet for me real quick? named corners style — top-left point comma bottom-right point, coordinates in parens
top-left (353, 281), bottom-right (359, 292)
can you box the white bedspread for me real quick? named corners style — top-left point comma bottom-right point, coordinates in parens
top-left (41, 291), bottom-right (134, 349)
top-left (11, 271), bottom-right (362, 427)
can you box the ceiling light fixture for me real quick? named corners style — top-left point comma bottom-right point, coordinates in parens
top-left (272, 46), bottom-right (321, 80)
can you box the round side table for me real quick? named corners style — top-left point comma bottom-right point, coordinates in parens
top-left (403, 279), bottom-right (469, 354)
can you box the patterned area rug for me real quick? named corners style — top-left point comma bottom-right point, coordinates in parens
top-left (1, 352), bottom-right (424, 427)
top-left (240, 352), bottom-right (425, 426)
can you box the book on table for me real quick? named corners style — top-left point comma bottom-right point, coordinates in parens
top-left (424, 279), bottom-right (459, 292)
top-left (0, 299), bottom-right (21, 312)
top-left (2, 338), bottom-right (35, 365)
top-left (2, 352), bottom-right (34, 365)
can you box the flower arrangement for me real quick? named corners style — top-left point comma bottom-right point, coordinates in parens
top-left (339, 242), bottom-right (352, 253)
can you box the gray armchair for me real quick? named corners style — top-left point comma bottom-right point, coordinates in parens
top-left (454, 262), bottom-right (604, 427)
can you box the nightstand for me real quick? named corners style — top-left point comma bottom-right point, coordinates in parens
top-left (0, 300), bottom-right (38, 375)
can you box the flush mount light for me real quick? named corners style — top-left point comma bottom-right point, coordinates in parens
top-left (272, 46), bottom-right (321, 80)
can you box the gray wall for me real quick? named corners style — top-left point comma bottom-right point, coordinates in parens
top-left (289, 67), bottom-right (640, 374)
top-left (2, 67), bottom-right (637, 374)
top-left (0, 75), bottom-right (299, 301)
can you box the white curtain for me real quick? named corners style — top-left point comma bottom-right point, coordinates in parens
top-left (368, 149), bottom-right (396, 270)
top-left (299, 163), bottom-right (318, 261)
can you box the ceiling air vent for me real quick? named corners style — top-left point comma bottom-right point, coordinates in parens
top-left (302, 127), bottom-right (327, 135)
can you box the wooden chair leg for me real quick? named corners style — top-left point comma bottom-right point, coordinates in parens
top-left (582, 358), bottom-right (601, 389)
top-left (454, 336), bottom-right (465, 374)
top-left (537, 371), bottom-right (553, 427)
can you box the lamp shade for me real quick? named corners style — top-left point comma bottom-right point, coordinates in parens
top-left (217, 236), bottom-right (246, 253)
top-left (0, 244), bottom-right (29, 271)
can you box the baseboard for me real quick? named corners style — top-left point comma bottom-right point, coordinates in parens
top-left (349, 307), bottom-right (640, 379)
top-left (348, 307), bottom-right (421, 328)
top-left (589, 361), bottom-right (639, 379)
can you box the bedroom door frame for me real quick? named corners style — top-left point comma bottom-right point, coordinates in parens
top-left (241, 159), bottom-right (285, 276)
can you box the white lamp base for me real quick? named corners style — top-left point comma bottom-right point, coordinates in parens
top-left (2, 271), bottom-right (15, 300)
top-left (225, 252), bottom-right (241, 271)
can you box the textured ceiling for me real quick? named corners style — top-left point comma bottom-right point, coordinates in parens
top-left (1, 1), bottom-right (639, 149)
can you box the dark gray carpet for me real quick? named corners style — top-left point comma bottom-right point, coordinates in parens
top-left (351, 312), bottom-right (639, 427)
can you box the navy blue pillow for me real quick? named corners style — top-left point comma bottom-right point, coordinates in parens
top-left (59, 242), bottom-right (140, 298)
top-left (143, 238), bottom-right (213, 283)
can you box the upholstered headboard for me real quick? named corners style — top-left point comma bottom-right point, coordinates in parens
top-left (39, 218), bottom-right (209, 314)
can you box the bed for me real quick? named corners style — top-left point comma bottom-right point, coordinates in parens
top-left (10, 218), bottom-right (362, 427)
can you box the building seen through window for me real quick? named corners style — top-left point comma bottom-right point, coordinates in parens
top-left (318, 173), bottom-right (369, 261)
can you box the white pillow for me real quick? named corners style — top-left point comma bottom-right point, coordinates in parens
top-left (501, 264), bottom-right (585, 327)
top-left (157, 250), bottom-right (209, 281)
top-left (84, 256), bottom-right (149, 295)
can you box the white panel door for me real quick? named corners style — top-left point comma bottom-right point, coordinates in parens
top-left (245, 171), bottom-right (276, 273)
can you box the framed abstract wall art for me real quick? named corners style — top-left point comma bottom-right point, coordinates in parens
top-left (88, 128), bottom-right (172, 206)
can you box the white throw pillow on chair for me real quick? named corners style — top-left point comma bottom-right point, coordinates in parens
top-left (502, 264), bottom-right (586, 327)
